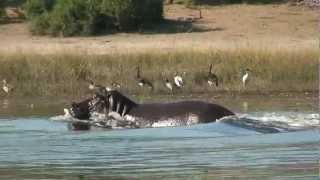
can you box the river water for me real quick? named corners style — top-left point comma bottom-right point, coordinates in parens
top-left (0, 94), bottom-right (319, 179)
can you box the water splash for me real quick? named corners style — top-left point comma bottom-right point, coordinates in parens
top-left (241, 112), bottom-right (320, 128)
top-left (50, 108), bottom-right (320, 133)
top-left (218, 111), bottom-right (319, 133)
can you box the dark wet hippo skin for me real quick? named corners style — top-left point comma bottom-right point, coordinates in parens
top-left (69, 94), bottom-right (109, 120)
top-left (70, 98), bottom-right (92, 120)
top-left (68, 90), bottom-right (234, 130)
top-left (128, 101), bottom-right (234, 127)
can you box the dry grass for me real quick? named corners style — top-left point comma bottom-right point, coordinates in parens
top-left (0, 4), bottom-right (318, 98)
top-left (0, 4), bottom-right (318, 54)
top-left (0, 48), bottom-right (318, 98)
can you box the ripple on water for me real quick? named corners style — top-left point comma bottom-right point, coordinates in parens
top-left (0, 110), bottom-right (319, 179)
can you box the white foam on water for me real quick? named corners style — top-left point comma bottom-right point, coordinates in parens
top-left (49, 106), bottom-right (319, 132)
top-left (240, 111), bottom-right (320, 128)
top-left (151, 114), bottom-right (199, 128)
top-left (151, 118), bottom-right (184, 128)
top-left (91, 112), bottom-right (106, 121)
top-left (49, 108), bottom-right (72, 121)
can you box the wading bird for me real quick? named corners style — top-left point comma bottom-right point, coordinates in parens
top-left (242, 68), bottom-right (250, 87)
top-left (165, 78), bottom-right (173, 92)
top-left (136, 66), bottom-right (154, 90)
top-left (173, 72), bottom-right (184, 88)
top-left (2, 79), bottom-right (13, 94)
top-left (88, 80), bottom-right (110, 95)
top-left (206, 64), bottom-right (219, 87)
top-left (111, 81), bottom-right (121, 89)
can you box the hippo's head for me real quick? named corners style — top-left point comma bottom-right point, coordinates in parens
top-left (69, 94), bottom-right (107, 120)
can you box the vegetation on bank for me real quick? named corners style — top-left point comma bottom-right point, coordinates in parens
top-left (180, 0), bottom-right (287, 6)
top-left (0, 48), bottom-right (318, 98)
top-left (23, 0), bottom-right (163, 36)
top-left (0, 1), bottom-right (5, 18)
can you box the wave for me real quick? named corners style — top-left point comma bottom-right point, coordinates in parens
top-left (219, 112), bottom-right (319, 133)
top-left (50, 111), bottom-right (320, 133)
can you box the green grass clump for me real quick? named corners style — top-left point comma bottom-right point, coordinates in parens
top-left (0, 48), bottom-right (318, 98)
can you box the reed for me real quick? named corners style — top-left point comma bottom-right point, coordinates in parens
top-left (0, 47), bottom-right (318, 98)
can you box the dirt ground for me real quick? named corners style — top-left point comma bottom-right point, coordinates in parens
top-left (0, 4), bottom-right (318, 54)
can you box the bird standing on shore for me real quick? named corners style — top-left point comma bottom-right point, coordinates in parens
top-left (207, 64), bottom-right (219, 87)
top-left (88, 80), bottom-right (110, 95)
top-left (89, 80), bottom-right (105, 90)
top-left (2, 79), bottom-right (13, 94)
top-left (242, 68), bottom-right (250, 87)
top-left (88, 80), bottom-right (96, 91)
top-left (111, 81), bottom-right (121, 89)
top-left (165, 78), bottom-right (173, 92)
top-left (136, 66), bottom-right (154, 90)
top-left (173, 72), bottom-right (184, 88)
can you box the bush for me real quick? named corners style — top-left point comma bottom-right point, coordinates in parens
top-left (99, 0), bottom-right (163, 30)
top-left (141, 0), bottom-right (163, 22)
top-left (29, 12), bottom-right (50, 35)
top-left (4, 0), bottom-right (27, 7)
top-left (0, 1), bottom-right (5, 18)
top-left (0, 8), bottom-right (4, 18)
top-left (0, 1), bottom-right (4, 8)
top-left (24, 0), bottom-right (163, 36)
top-left (48, 0), bottom-right (90, 36)
top-left (24, 0), bottom-right (55, 18)
top-left (184, 0), bottom-right (285, 5)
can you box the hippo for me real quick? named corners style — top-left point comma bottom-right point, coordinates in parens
top-left (67, 90), bottom-right (234, 130)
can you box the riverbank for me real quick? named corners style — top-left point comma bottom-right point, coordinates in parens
top-left (0, 4), bottom-right (318, 98)
top-left (0, 4), bottom-right (318, 54)
top-left (0, 47), bottom-right (318, 98)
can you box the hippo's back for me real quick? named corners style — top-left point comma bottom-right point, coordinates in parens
top-left (129, 101), bottom-right (234, 124)
top-left (200, 102), bottom-right (234, 123)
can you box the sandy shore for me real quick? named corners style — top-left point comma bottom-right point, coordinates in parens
top-left (0, 4), bottom-right (318, 55)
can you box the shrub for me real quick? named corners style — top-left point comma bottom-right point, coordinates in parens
top-left (24, 0), bottom-right (55, 18)
top-left (184, 0), bottom-right (284, 5)
top-left (4, 0), bottom-right (27, 7)
top-left (140, 0), bottom-right (163, 22)
top-left (83, 0), bottom-right (114, 35)
top-left (100, 0), bottom-right (163, 30)
top-left (29, 12), bottom-right (50, 35)
top-left (0, 1), bottom-right (5, 18)
top-left (0, 8), bottom-right (4, 19)
top-left (24, 0), bottom-right (163, 36)
top-left (48, 0), bottom-right (90, 36)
